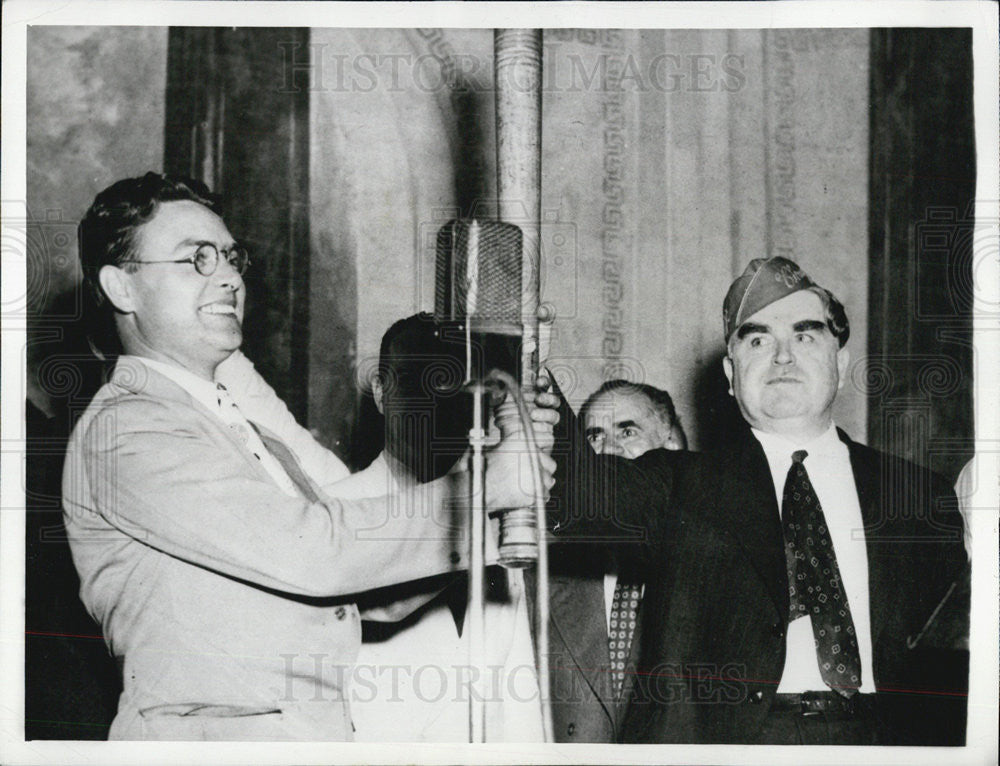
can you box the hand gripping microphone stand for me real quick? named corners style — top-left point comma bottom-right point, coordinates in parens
top-left (463, 368), bottom-right (551, 744)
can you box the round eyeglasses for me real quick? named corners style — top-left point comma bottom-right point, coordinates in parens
top-left (120, 243), bottom-right (251, 276)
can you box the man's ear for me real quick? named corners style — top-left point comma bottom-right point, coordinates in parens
top-left (667, 425), bottom-right (688, 452)
top-left (97, 265), bottom-right (136, 314)
top-left (836, 346), bottom-right (850, 389)
top-left (371, 372), bottom-right (385, 415)
top-left (722, 355), bottom-right (735, 397)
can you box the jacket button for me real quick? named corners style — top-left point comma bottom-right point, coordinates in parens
top-left (449, 551), bottom-right (461, 565)
top-left (748, 690), bottom-right (764, 704)
top-left (567, 723), bottom-right (576, 736)
top-left (770, 622), bottom-right (785, 638)
top-left (335, 606), bottom-right (346, 620)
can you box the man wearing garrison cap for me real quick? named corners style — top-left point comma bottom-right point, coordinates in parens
top-left (562, 256), bottom-right (969, 745)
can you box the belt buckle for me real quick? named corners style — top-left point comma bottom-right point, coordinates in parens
top-left (799, 691), bottom-right (828, 716)
top-left (802, 691), bottom-right (857, 716)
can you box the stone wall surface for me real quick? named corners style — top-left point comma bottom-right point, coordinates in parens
top-left (307, 28), bottom-right (870, 448)
top-left (25, 27), bottom-right (871, 447)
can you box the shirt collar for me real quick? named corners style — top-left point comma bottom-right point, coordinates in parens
top-left (134, 356), bottom-right (223, 415)
top-left (751, 423), bottom-right (844, 463)
top-left (370, 452), bottom-right (396, 489)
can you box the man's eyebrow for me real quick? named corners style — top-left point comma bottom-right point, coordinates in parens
top-left (793, 319), bottom-right (828, 333)
top-left (614, 419), bottom-right (641, 431)
top-left (172, 238), bottom-right (235, 253)
top-left (172, 238), bottom-right (210, 251)
top-left (584, 426), bottom-right (604, 438)
top-left (736, 322), bottom-right (770, 340)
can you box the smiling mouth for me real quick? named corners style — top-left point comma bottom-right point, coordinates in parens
top-left (199, 303), bottom-right (238, 316)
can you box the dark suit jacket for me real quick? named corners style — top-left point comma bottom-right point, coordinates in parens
top-left (562, 426), bottom-right (969, 745)
top-left (536, 379), bottom-right (646, 742)
top-left (538, 550), bottom-right (642, 742)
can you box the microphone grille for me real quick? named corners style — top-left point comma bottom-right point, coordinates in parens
top-left (435, 219), bottom-right (523, 333)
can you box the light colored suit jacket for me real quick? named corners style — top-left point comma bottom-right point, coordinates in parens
top-left (63, 356), bottom-right (470, 741)
top-left (215, 350), bottom-right (351, 487)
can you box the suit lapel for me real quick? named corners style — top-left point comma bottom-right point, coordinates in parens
top-left (548, 572), bottom-right (615, 719)
top-left (714, 436), bottom-right (789, 623)
top-left (112, 356), bottom-right (248, 461)
top-left (842, 433), bottom-right (890, 651)
top-left (110, 357), bottom-right (305, 493)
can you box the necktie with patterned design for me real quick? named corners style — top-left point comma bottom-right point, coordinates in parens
top-left (781, 449), bottom-right (862, 697)
top-left (216, 382), bottom-right (304, 499)
top-left (216, 383), bottom-right (256, 449)
top-left (608, 579), bottom-right (642, 699)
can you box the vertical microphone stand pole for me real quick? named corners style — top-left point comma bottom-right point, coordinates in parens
top-left (494, 28), bottom-right (553, 742)
top-left (466, 379), bottom-right (488, 743)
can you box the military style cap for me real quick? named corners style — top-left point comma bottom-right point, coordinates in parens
top-left (723, 256), bottom-right (817, 342)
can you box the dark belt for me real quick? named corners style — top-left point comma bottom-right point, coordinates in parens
top-left (771, 691), bottom-right (873, 716)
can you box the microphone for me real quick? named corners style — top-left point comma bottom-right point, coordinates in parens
top-left (435, 219), bottom-right (521, 328)
top-left (435, 219), bottom-right (539, 567)
top-left (434, 218), bottom-right (524, 385)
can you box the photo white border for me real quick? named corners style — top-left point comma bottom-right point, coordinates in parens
top-left (2, 2), bottom-right (997, 764)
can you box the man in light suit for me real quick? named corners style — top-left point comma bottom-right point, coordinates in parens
top-left (565, 256), bottom-right (969, 745)
top-left (62, 173), bottom-right (553, 740)
top-left (545, 381), bottom-right (686, 742)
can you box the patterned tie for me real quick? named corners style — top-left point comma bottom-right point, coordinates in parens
top-left (216, 382), bottom-right (257, 449)
top-left (216, 383), bottom-right (303, 499)
top-left (608, 578), bottom-right (642, 699)
top-left (782, 449), bottom-right (862, 697)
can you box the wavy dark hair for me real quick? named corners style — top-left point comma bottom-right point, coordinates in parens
top-left (77, 172), bottom-right (219, 359)
top-left (808, 286), bottom-right (851, 348)
top-left (78, 172), bottom-right (218, 308)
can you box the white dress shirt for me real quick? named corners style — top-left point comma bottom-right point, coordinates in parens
top-left (752, 425), bottom-right (876, 694)
top-left (953, 456), bottom-right (976, 560)
top-left (603, 573), bottom-right (617, 631)
top-left (330, 453), bottom-right (544, 742)
top-left (136, 356), bottom-right (301, 498)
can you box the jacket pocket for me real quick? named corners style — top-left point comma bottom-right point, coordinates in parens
top-left (138, 703), bottom-right (286, 740)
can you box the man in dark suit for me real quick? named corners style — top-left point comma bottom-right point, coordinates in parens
top-left (546, 381), bottom-right (687, 742)
top-left (565, 256), bottom-right (969, 745)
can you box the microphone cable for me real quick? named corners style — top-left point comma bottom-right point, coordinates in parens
top-left (485, 368), bottom-right (554, 743)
